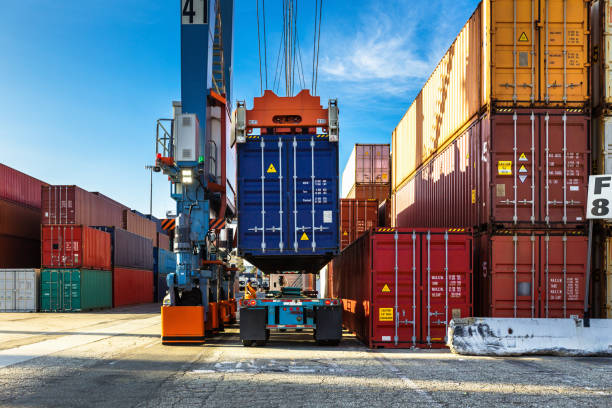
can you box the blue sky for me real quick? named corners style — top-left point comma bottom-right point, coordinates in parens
top-left (0, 0), bottom-right (479, 218)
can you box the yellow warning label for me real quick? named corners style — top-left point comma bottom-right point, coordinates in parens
top-left (382, 284), bottom-right (391, 293)
top-left (498, 161), bottom-right (512, 175)
top-left (519, 153), bottom-right (528, 161)
top-left (471, 189), bottom-right (477, 204)
top-left (300, 232), bottom-right (309, 241)
top-left (379, 308), bottom-right (394, 322)
top-left (267, 163), bottom-right (277, 173)
top-left (343, 231), bottom-right (348, 236)
top-left (519, 165), bottom-right (528, 173)
top-left (518, 32), bottom-right (528, 42)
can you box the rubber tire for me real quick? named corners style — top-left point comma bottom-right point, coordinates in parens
top-left (242, 340), bottom-right (254, 347)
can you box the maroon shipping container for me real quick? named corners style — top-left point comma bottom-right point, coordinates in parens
top-left (41, 225), bottom-right (111, 270)
top-left (340, 199), bottom-right (378, 249)
top-left (156, 231), bottom-right (170, 251)
top-left (41, 185), bottom-right (125, 227)
top-left (377, 199), bottom-right (391, 228)
top-left (0, 164), bottom-right (48, 209)
top-left (476, 231), bottom-right (586, 318)
top-left (0, 198), bottom-right (41, 241)
top-left (393, 110), bottom-right (589, 229)
top-left (347, 183), bottom-right (390, 203)
top-left (334, 228), bottom-right (472, 349)
top-left (0, 235), bottom-right (41, 268)
top-left (113, 267), bottom-right (153, 307)
top-left (123, 210), bottom-right (157, 244)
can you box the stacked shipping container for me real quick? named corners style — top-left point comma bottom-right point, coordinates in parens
top-left (389, 0), bottom-right (592, 319)
top-left (340, 199), bottom-right (378, 249)
top-left (342, 144), bottom-right (391, 202)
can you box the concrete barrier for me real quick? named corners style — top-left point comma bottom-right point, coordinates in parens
top-left (448, 317), bottom-right (612, 356)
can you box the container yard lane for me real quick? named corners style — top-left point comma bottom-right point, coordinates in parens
top-left (0, 304), bottom-right (610, 407)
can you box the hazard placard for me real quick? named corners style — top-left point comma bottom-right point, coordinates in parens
top-left (519, 153), bottom-right (528, 161)
top-left (343, 231), bottom-right (348, 236)
top-left (518, 32), bottom-right (528, 42)
top-left (382, 284), bottom-right (391, 293)
top-left (519, 165), bottom-right (528, 173)
top-left (519, 175), bottom-right (527, 183)
top-left (498, 161), bottom-right (512, 175)
top-left (379, 308), bottom-right (394, 322)
top-left (267, 163), bottom-right (277, 173)
top-left (300, 232), bottom-right (309, 241)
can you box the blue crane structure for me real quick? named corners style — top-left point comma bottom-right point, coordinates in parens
top-left (154, 0), bottom-right (236, 344)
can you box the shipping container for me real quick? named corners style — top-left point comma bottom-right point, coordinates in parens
top-left (0, 269), bottom-right (39, 312)
top-left (341, 144), bottom-right (391, 198)
top-left (393, 110), bottom-right (589, 229)
top-left (40, 268), bottom-right (112, 312)
top-left (157, 231), bottom-right (170, 251)
top-left (0, 198), bottom-right (41, 240)
top-left (346, 183), bottom-right (390, 203)
top-left (591, 0), bottom-right (612, 111)
top-left (334, 228), bottom-right (472, 348)
top-left (0, 235), bottom-right (40, 268)
top-left (237, 132), bottom-right (339, 273)
top-left (113, 267), bottom-right (153, 307)
top-left (593, 114), bottom-right (612, 175)
top-left (122, 209), bottom-right (157, 244)
top-left (340, 199), bottom-right (378, 249)
top-left (0, 164), bottom-right (47, 209)
top-left (605, 237), bottom-right (612, 318)
top-left (92, 226), bottom-right (154, 270)
top-left (476, 231), bottom-right (587, 318)
top-left (392, 0), bottom-right (590, 192)
top-left (41, 185), bottom-right (124, 227)
top-left (42, 225), bottom-right (111, 270)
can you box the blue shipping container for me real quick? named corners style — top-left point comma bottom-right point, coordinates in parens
top-left (237, 133), bottom-right (339, 273)
top-left (153, 248), bottom-right (176, 302)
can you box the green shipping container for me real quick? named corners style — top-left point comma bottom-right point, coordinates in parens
top-left (40, 269), bottom-right (112, 311)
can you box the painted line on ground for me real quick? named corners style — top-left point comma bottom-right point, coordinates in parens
top-left (376, 356), bottom-right (442, 407)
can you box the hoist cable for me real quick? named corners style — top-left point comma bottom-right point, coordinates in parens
top-left (256, 0), bottom-right (263, 94)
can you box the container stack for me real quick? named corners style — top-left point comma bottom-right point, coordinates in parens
top-left (591, 0), bottom-right (612, 318)
top-left (342, 144), bottom-right (391, 202)
top-left (340, 199), bottom-right (378, 249)
top-left (389, 0), bottom-right (591, 319)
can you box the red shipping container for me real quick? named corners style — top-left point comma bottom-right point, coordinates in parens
top-left (156, 231), bottom-right (170, 251)
top-left (346, 183), bottom-right (390, 203)
top-left (377, 199), bottom-right (391, 228)
top-left (476, 231), bottom-right (586, 318)
top-left (41, 185), bottom-right (125, 227)
top-left (0, 198), bottom-right (41, 241)
top-left (0, 235), bottom-right (41, 268)
top-left (113, 267), bottom-right (154, 307)
top-left (334, 228), bottom-right (472, 349)
top-left (123, 210), bottom-right (157, 244)
top-left (0, 164), bottom-right (48, 209)
top-left (41, 225), bottom-right (111, 270)
top-left (393, 110), bottom-right (589, 229)
top-left (340, 199), bottom-right (378, 249)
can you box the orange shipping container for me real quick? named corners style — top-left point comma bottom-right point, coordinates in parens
top-left (392, 0), bottom-right (590, 192)
top-left (122, 210), bottom-right (157, 244)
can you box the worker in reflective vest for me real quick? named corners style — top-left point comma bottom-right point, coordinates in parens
top-left (244, 281), bottom-right (257, 300)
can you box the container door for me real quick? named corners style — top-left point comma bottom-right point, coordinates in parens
top-left (602, 116), bottom-right (612, 175)
top-left (42, 269), bottom-right (61, 311)
top-left (15, 270), bottom-right (36, 312)
top-left (490, 234), bottom-right (539, 317)
top-left (540, 234), bottom-right (586, 318)
top-left (340, 200), bottom-right (354, 249)
top-left (539, 0), bottom-right (589, 105)
top-left (491, 0), bottom-right (538, 104)
top-left (371, 231), bottom-right (419, 347)
top-left (491, 112), bottom-right (538, 225)
top-left (287, 134), bottom-right (338, 253)
top-left (238, 135), bottom-right (289, 254)
top-left (421, 232), bottom-right (472, 347)
top-left (539, 113), bottom-right (589, 225)
top-left (0, 270), bottom-right (16, 311)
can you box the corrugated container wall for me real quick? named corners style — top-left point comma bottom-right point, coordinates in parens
top-left (41, 186), bottom-right (124, 227)
top-left (392, 0), bottom-right (590, 193)
top-left (113, 267), bottom-right (153, 307)
top-left (340, 199), bottom-right (378, 249)
top-left (346, 183), bottom-right (390, 203)
top-left (41, 225), bottom-right (112, 271)
top-left (591, 0), bottom-right (612, 111)
top-left (0, 269), bottom-right (39, 312)
top-left (342, 144), bottom-right (390, 198)
top-left (0, 236), bottom-right (41, 268)
top-left (0, 199), bottom-right (41, 241)
top-left (393, 110), bottom-right (589, 229)
top-left (122, 210), bottom-right (157, 244)
top-left (93, 227), bottom-right (153, 270)
top-left (334, 228), bottom-right (472, 349)
top-left (0, 164), bottom-right (47, 209)
top-left (156, 232), bottom-right (170, 251)
top-left (40, 269), bottom-right (112, 312)
top-left (605, 237), bottom-right (612, 317)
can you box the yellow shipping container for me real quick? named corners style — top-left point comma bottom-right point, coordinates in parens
top-left (392, 0), bottom-right (590, 192)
